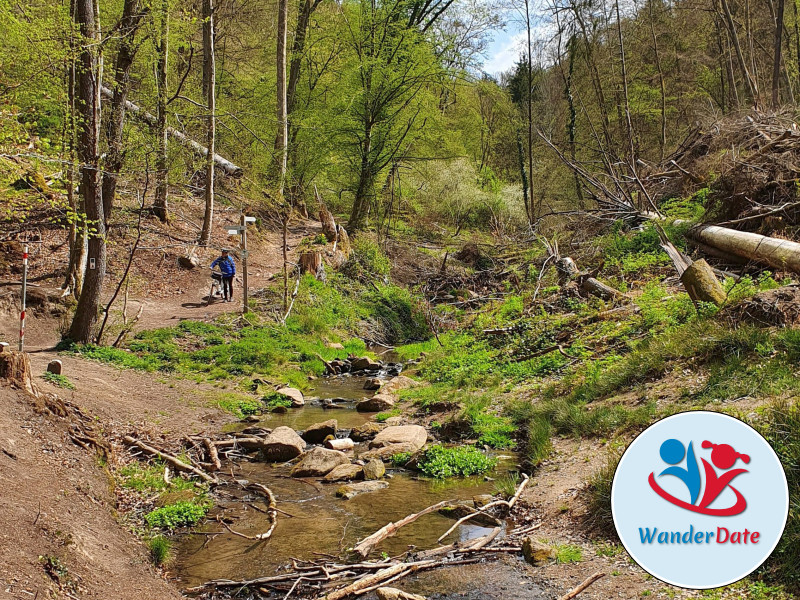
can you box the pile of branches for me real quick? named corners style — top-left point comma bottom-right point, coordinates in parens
top-left (187, 475), bottom-right (548, 600)
top-left (646, 111), bottom-right (800, 228)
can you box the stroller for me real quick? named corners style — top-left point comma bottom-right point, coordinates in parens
top-left (207, 269), bottom-right (224, 305)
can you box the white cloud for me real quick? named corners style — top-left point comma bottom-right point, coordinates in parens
top-left (483, 30), bottom-right (527, 76)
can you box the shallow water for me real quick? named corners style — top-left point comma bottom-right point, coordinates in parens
top-left (174, 371), bottom-right (519, 589)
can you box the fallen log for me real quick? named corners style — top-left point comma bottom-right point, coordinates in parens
top-left (437, 474), bottom-right (529, 543)
top-left (556, 257), bottom-right (624, 300)
top-left (203, 437), bottom-right (222, 472)
top-left (687, 224), bottom-right (800, 274)
top-left (352, 500), bottom-right (453, 558)
top-left (557, 571), bottom-right (606, 600)
top-left (122, 435), bottom-right (217, 483)
top-left (100, 86), bottom-right (243, 177)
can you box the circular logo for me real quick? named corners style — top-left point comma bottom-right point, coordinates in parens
top-left (611, 411), bottom-right (788, 589)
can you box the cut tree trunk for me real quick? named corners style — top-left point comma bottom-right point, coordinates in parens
top-left (680, 259), bottom-right (727, 305)
top-left (556, 257), bottom-right (624, 300)
top-left (98, 87), bottom-right (242, 177)
top-left (688, 224), bottom-right (800, 274)
top-left (299, 251), bottom-right (324, 279)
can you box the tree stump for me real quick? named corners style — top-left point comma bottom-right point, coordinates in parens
top-left (680, 259), bottom-right (726, 305)
top-left (300, 251), bottom-right (325, 280)
top-left (319, 204), bottom-right (337, 242)
top-left (337, 226), bottom-right (351, 257)
top-left (0, 352), bottom-right (36, 396)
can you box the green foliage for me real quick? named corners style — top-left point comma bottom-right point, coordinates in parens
top-left (41, 371), bottom-right (74, 389)
top-left (145, 500), bottom-right (210, 530)
top-left (389, 452), bottom-right (412, 466)
top-left (555, 544), bottom-right (583, 563)
top-left (148, 536), bottom-right (172, 567)
top-left (417, 445), bottom-right (496, 478)
top-left (117, 461), bottom-right (196, 495)
top-left (343, 236), bottom-right (391, 280)
top-left (375, 409), bottom-right (401, 422)
top-left (262, 392), bottom-right (292, 410)
top-left (213, 392), bottom-right (263, 418)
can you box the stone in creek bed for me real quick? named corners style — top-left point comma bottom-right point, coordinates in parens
top-left (363, 377), bottom-right (383, 391)
top-left (362, 458), bottom-right (386, 480)
top-left (302, 419), bottom-right (338, 444)
top-left (351, 422), bottom-right (386, 442)
top-left (322, 399), bottom-right (345, 410)
top-left (350, 356), bottom-right (382, 371)
top-left (336, 480), bottom-right (389, 499)
top-left (522, 537), bottom-right (556, 565)
top-left (369, 425), bottom-right (427, 451)
top-left (260, 426), bottom-right (306, 462)
top-left (291, 447), bottom-right (350, 477)
top-left (359, 442), bottom-right (420, 461)
top-left (323, 463), bottom-right (364, 482)
top-left (275, 386), bottom-right (305, 407)
top-left (356, 393), bottom-right (395, 412)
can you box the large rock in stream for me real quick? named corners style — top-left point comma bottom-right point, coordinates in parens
top-left (260, 426), bottom-right (306, 462)
top-left (302, 419), bottom-right (337, 444)
top-left (291, 447), bottom-right (350, 477)
top-left (351, 356), bottom-right (382, 371)
top-left (336, 480), bottom-right (389, 499)
top-left (356, 393), bottom-right (395, 412)
top-left (276, 386), bottom-right (305, 407)
top-left (351, 422), bottom-right (385, 442)
top-left (369, 425), bottom-right (427, 451)
top-left (323, 463), bottom-right (364, 482)
top-left (362, 458), bottom-right (386, 480)
top-left (359, 442), bottom-right (419, 461)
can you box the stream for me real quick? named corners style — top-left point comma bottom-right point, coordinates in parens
top-left (174, 370), bottom-right (523, 593)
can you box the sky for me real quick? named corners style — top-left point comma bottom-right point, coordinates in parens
top-left (479, 3), bottom-right (554, 78)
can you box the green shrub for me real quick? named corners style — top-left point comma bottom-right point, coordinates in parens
top-left (584, 450), bottom-right (621, 538)
top-left (343, 236), bottom-right (391, 279)
top-left (389, 452), bottom-right (412, 466)
top-left (262, 392), bottom-right (292, 410)
top-left (145, 500), bottom-right (209, 530)
top-left (41, 371), bottom-right (75, 389)
top-left (417, 445), bottom-right (496, 478)
top-left (148, 536), bottom-right (172, 566)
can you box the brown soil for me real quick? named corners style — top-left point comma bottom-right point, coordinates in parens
top-left (0, 384), bottom-right (183, 600)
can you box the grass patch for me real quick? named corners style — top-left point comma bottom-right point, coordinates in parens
top-left (211, 392), bottom-right (263, 419)
top-left (417, 445), bottom-right (496, 478)
top-left (555, 544), bottom-right (583, 563)
top-left (148, 536), bottom-right (172, 567)
top-left (389, 451), bottom-right (412, 467)
top-left (117, 461), bottom-right (196, 495)
top-left (41, 371), bottom-right (75, 389)
top-left (494, 472), bottom-right (520, 498)
top-left (375, 409), bottom-right (401, 422)
top-left (583, 450), bottom-right (622, 538)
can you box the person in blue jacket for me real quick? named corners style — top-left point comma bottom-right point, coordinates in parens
top-left (211, 249), bottom-right (236, 302)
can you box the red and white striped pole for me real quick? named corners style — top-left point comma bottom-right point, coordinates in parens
top-left (19, 245), bottom-right (27, 351)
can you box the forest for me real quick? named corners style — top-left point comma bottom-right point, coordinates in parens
top-left (2, 0), bottom-right (800, 597)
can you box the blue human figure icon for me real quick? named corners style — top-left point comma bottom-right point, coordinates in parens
top-left (658, 439), bottom-right (701, 505)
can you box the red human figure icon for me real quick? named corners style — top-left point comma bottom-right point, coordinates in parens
top-left (698, 441), bottom-right (750, 510)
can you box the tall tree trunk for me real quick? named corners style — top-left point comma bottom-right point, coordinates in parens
top-left (286, 0), bottom-right (320, 119)
top-left (516, 130), bottom-right (530, 222)
top-left (69, 0), bottom-right (106, 343)
top-left (199, 0), bottom-right (216, 245)
top-left (647, 0), bottom-right (667, 160)
top-left (773, 0), bottom-right (786, 106)
top-left (524, 0), bottom-right (535, 223)
top-left (564, 34), bottom-right (584, 207)
top-left (348, 122), bottom-right (373, 232)
top-left (276, 0), bottom-right (289, 198)
top-left (102, 0), bottom-right (146, 225)
top-left (64, 0), bottom-right (87, 297)
top-left (719, 0), bottom-right (761, 106)
top-left (153, 0), bottom-right (169, 222)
